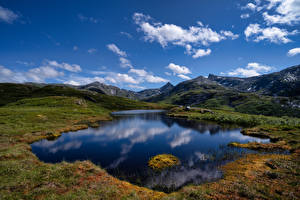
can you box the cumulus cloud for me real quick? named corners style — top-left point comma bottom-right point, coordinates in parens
top-left (106, 43), bottom-right (133, 68)
top-left (166, 63), bottom-right (191, 74)
top-left (133, 12), bottom-right (238, 58)
top-left (0, 59), bottom-right (84, 84)
top-left (129, 68), bottom-right (168, 83)
top-left (263, 0), bottom-right (300, 25)
top-left (119, 57), bottom-right (133, 68)
top-left (287, 47), bottom-right (300, 56)
top-left (192, 48), bottom-right (212, 58)
top-left (0, 5), bottom-right (18, 24)
top-left (177, 74), bottom-right (191, 80)
top-left (241, 13), bottom-right (250, 19)
top-left (244, 23), bottom-right (298, 43)
top-left (46, 60), bottom-right (82, 72)
top-left (0, 64), bottom-right (64, 83)
top-left (107, 44), bottom-right (127, 57)
top-left (26, 66), bottom-right (64, 82)
top-left (129, 68), bottom-right (148, 76)
top-left (166, 63), bottom-right (192, 80)
top-left (243, 3), bottom-right (257, 11)
top-left (223, 62), bottom-right (274, 77)
top-left (145, 74), bottom-right (168, 83)
top-left (127, 84), bottom-right (145, 90)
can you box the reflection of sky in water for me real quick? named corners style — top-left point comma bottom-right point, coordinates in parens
top-left (31, 110), bottom-right (269, 192)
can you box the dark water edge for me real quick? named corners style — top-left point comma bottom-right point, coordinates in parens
top-left (31, 110), bottom-right (269, 192)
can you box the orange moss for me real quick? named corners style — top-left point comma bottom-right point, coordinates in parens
top-left (228, 141), bottom-right (291, 151)
top-left (148, 154), bottom-right (180, 170)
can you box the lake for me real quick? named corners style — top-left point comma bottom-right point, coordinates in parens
top-left (31, 110), bottom-right (269, 192)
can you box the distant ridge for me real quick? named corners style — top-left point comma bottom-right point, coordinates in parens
top-left (208, 64), bottom-right (300, 97)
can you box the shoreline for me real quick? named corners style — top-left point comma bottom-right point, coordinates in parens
top-left (1, 101), bottom-right (299, 199)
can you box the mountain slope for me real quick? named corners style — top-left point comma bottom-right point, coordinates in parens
top-left (79, 82), bottom-right (138, 99)
top-left (0, 83), bottom-right (165, 111)
top-left (147, 75), bottom-right (300, 118)
top-left (208, 64), bottom-right (300, 97)
top-left (137, 82), bottom-right (174, 99)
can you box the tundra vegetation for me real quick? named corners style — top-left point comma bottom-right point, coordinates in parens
top-left (148, 154), bottom-right (180, 170)
top-left (0, 83), bottom-right (299, 199)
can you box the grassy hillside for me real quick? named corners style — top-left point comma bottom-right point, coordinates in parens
top-left (0, 83), bottom-right (166, 111)
top-left (0, 96), bottom-right (169, 199)
top-left (150, 88), bottom-right (300, 118)
top-left (0, 83), bottom-right (299, 199)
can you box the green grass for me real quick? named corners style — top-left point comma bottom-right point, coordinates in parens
top-left (168, 107), bottom-right (300, 150)
top-left (0, 83), bottom-right (299, 199)
top-left (153, 88), bottom-right (300, 118)
top-left (0, 96), bottom-right (168, 199)
top-left (169, 107), bottom-right (300, 127)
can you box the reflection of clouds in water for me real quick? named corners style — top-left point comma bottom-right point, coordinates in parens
top-left (188, 151), bottom-right (209, 167)
top-left (169, 129), bottom-right (192, 148)
top-left (194, 152), bottom-right (209, 161)
top-left (226, 131), bottom-right (269, 143)
top-left (108, 156), bottom-right (127, 169)
top-left (146, 165), bottom-right (222, 189)
top-left (112, 127), bottom-right (169, 167)
top-left (33, 140), bottom-right (82, 153)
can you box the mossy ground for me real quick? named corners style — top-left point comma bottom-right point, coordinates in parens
top-left (0, 97), bottom-right (299, 199)
top-left (148, 154), bottom-right (180, 170)
top-left (0, 96), bottom-right (167, 199)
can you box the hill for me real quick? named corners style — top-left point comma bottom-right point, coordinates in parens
top-left (208, 64), bottom-right (300, 97)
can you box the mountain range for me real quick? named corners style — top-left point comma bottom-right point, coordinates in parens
top-left (0, 64), bottom-right (299, 117)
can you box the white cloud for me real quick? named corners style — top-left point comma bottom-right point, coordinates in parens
top-left (129, 68), bottom-right (148, 76)
top-left (244, 23), bottom-right (298, 43)
top-left (192, 48), bottom-right (211, 58)
top-left (64, 76), bottom-right (105, 86)
top-left (78, 14), bottom-right (98, 23)
top-left (0, 65), bottom-right (17, 82)
top-left (119, 57), bottom-right (133, 68)
top-left (107, 44), bottom-right (127, 57)
top-left (145, 74), bottom-right (168, 83)
top-left (0, 64), bottom-right (64, 83)
top-left (129, 68), bottom-right (168, 83)
top-left (241, 13), bottom-right (250, 19)
top-left (224, 62), bottom-right (274, 77)
top-left (73, 46), bottom-right (78, 51)
top-left (263, 0), bottom-right (300, 25)
top-left (133, 13), bottom-right (238, 57)
top-left (0, 5), bottom-right (18, 24)
top-left (106, 43), bottom-right (133, 68)
top-left (26, 66), bottom-right (64, 82)
top-left (87, 48), bottom-right (97, 54)
top-left (46, 60), bottom-right (82, 72)
top-left (166, 63), bottom-right (191, 74)
top-left (109, 73), bottom-right (138, 84)
top-left (120, 32), bottom-right (133, 39)
top-left (127, 84), bottom-right (145, 90)
top-left (177, 74), bottom-right (191, 80)
top-left (244, 3), bottom-right (257, 11)
top-left (170, 130), bottom-right (192, 148)
top-left (220, 31), bottom-right (239, 39)
top-left (287, 47), bottom-right (300, 56)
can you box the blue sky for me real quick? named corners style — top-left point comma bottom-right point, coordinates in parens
top-left (0, 0), bottom-right (299, 90)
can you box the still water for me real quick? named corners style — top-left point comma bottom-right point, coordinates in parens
top-left (31, 110), bottom-right (269, 192)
